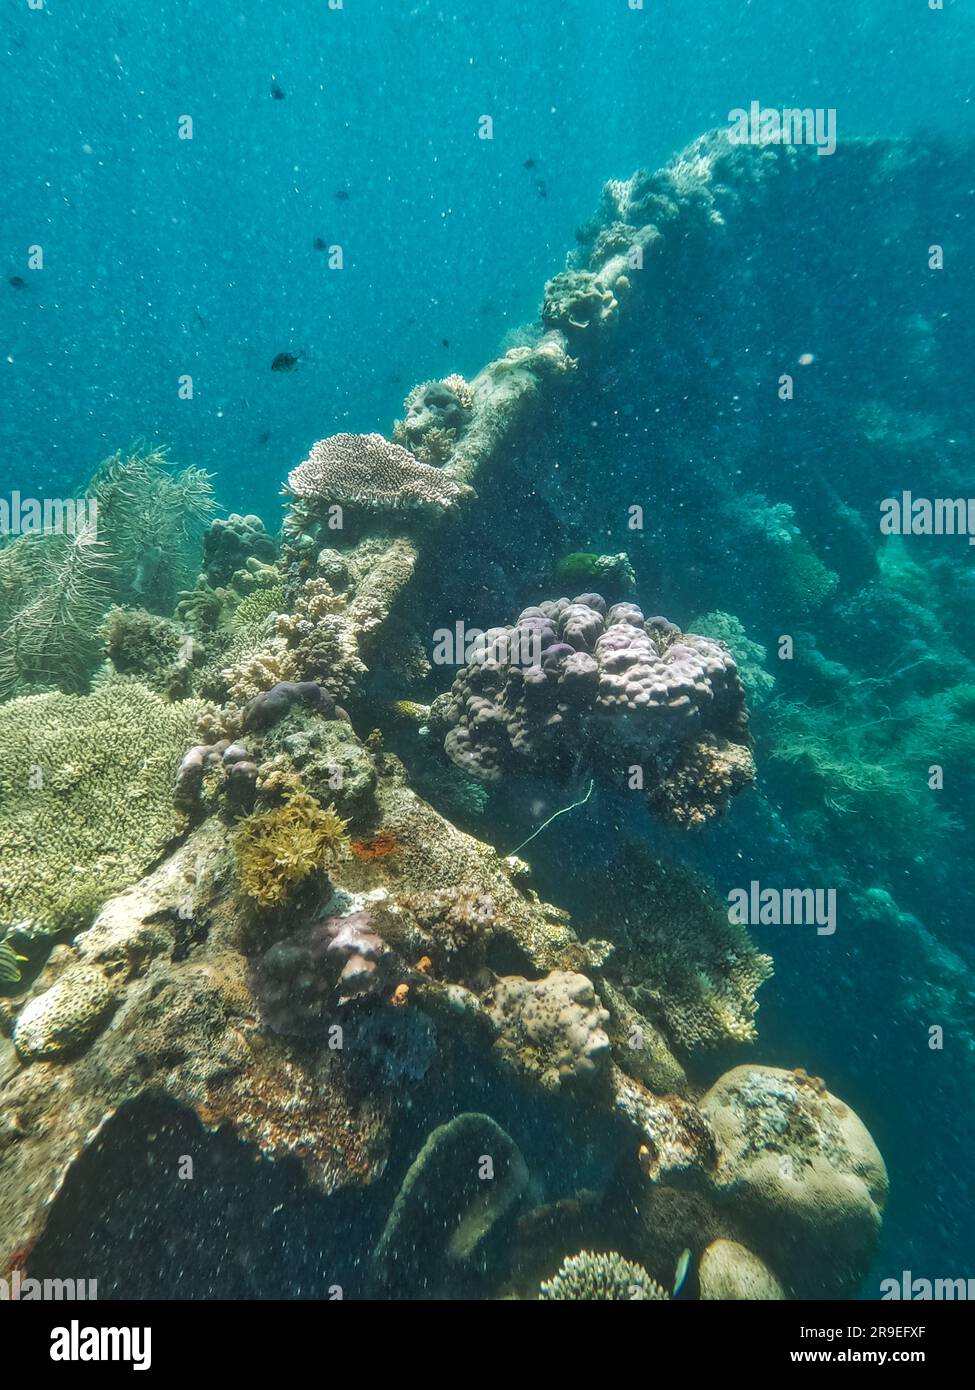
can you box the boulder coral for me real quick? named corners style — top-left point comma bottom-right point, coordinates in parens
top-left (430, 593), bottom-right (754, 827)
top-left (701, 1065), bottom-right (889, 1299)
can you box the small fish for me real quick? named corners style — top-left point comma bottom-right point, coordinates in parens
top-left (312, 237), bottom-right (328, 251)
top-left (523, 158), bottom-right (536, 169)
top-left (441, 338), bottom-right (449, 349)
top-left (194, 311), bottom-right (207, 331)
top-left (386, 374), bottom-right (402, 385)
top-left (257, 430), bottom-right (271, 445)
top-left (334, 189), bottom-right (350, 201)
top-left (271, 351), bottom-right (302, 373)
top-left (673, 1248), bottom-right (692, 1298)
top-left (536, 179), bottom-right (548, 199)
top-left (8, 275), bottom-right (27, 290)
top-left (271, 83), bottom-right (286, 100)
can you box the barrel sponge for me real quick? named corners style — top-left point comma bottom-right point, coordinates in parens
top-left (286, 432), bottom-right (472, 513)
top-left (539, 1250), bottom-right (668, 1301)
top-left (487, 970), bottom-right (611, 1091)
top-left (0, 683), bottom-right (205, 934)
top-left (702, 1065), bottom-right (889, 1298)
top-left (13, 963), bottom-right (117, 1062)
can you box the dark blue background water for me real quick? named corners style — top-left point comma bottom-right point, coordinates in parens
top-left (3, 0), bottom-right (973, 518)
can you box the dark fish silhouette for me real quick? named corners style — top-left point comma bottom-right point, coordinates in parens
top-left (523, 159), bottom-right (536, 169)
top-left (334, 190), bottom-right (350, 201)
top-left (441, 338), bottom-right (449, 348)
top-left (313, 237), bottom-right (328, 251)
top-left (257, 430), bottom-right (271, 445)
top-left (8, 275), bottom-right (27, 290)
top-left (271, 352), bottom-right (302, 373)
top-left (271, 83), bottom-right (286, 100)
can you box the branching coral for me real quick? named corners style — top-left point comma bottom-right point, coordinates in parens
top-left (589, 852), bottom-right (772, 1056)
top-left (232, 788), bottom-right (350, 907)
top-left (539, 1250), bottom-right (668, 1301)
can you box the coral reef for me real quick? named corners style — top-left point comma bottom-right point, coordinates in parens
top-left (430, 593), bottom-right (753, 827)
top-left (0, 682), bottom-right (203, 935)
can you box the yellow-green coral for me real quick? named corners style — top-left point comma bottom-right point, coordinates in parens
top-left (233, 789), bottom-right (350, 907)
top-left (0, 683), bottom-right (204, 934)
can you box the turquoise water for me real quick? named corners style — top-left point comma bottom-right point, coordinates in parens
top-left (1, 1), bottom-right (974, 1303)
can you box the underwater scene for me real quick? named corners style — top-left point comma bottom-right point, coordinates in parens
top-left (2, 0), bottom-right (974, 1325)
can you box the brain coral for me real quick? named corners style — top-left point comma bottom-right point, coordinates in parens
top-left (431, 594), bottom-right (753, 826)
top-left (287, 432), bottom-right (471, 514)
top-left (0, 683), bottom-right (204, 934)
top-left (539, 1250), bottom-right (668, 1301)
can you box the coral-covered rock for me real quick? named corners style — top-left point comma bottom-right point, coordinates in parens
top-left (487, 970), bottom-right (611, 1091)
top-left (702, 1065), bottom-right (888, 1298)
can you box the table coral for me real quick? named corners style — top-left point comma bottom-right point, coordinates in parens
top-left (286, 432), bottom-right (472, 517)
